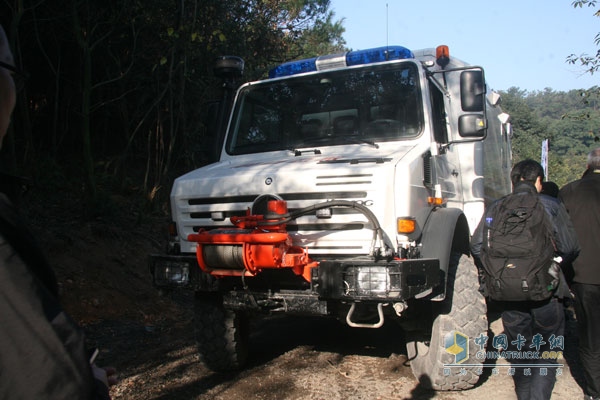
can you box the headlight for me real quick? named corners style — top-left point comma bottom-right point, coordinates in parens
top-left (343, 265), bottom-right (403, 298)
top-left (356, 266), bottom-right (389, 295)
top-left (153, 261), bottom-right (190, 286)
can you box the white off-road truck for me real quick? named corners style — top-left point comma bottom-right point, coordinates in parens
top-left (150, 45), bottom-right (513, 390)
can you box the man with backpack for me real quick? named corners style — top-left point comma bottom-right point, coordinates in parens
top-left (471, 159), bottom-right (580, 400)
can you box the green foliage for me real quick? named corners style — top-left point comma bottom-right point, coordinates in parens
top-left (568, 0), bottom-right (600, 75)
top-left (0, 0), bottom-right (345, 216)
top-left (499, 87), bottom-right (599, 186)
top-left (3, 0), bottom-right (596, 215)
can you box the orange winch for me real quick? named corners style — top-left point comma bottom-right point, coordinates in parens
top-left (187, 200), bottom-right (318, 282)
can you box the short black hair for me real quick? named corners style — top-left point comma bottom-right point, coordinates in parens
top-left (510, 159), bottom-right (544, 186)
top-left (541, 181), bottom-right (559, 197)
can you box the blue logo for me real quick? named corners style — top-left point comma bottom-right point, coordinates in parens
top-left (445, 330), bottom-right (469, 364)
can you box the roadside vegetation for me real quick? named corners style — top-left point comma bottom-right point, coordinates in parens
top-left (0, 0), bottom-right (598, 210)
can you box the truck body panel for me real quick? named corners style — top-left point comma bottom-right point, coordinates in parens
top-left (150, 45), bottom-right (512, 390)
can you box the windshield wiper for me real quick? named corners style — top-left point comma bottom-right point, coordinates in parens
top-left (339, 136), bottom-right (379, 149)
top-left (289, 135), bottom-right (378, 155)
top-left (289, 148), bottom-right (322, 156)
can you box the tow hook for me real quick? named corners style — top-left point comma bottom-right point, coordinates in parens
top-left (345, 303), bottom-right (384, 328)
top-left (393, 301), bottom-right (408, 316)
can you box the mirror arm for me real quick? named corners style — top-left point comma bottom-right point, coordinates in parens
top-left (427, 71), bottom-right (451, 99)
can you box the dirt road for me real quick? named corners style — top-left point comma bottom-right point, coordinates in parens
top-left (84, 296), bottom-right (585, 400)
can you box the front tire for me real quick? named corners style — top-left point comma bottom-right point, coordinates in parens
top-left (194, 294), bottom-right (249, 371)
top-left (406, 254), bottom-right (488, 390)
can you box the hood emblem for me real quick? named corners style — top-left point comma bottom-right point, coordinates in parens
top-left (265, 177), bottom-right (273, 185)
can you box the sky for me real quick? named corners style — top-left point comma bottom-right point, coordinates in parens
top-left (329, 0), bottom-right (599, 92)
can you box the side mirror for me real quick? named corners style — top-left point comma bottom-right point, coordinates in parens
top-left (460, 70), bottom-right (485, 112)
top-left (458, 114), bottom-right (486, 137)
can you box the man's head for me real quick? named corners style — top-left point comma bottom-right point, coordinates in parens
top-left (587, 147), bottom-right (600, 171)
top-left (0, 24), bottom-right (16, 149)
top-left (541, 181), bottom-right (559, 198)
top-left (510, 159), bottom-right (544, 192)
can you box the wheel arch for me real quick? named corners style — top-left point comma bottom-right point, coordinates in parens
top-left (417, 207), bottom-right (471, 274)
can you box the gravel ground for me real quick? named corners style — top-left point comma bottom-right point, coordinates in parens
top-left (83, 293), bottom-right (586, 400)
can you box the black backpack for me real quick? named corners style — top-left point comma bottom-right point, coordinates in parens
top-left (480, 191), bottom-right (556, 302)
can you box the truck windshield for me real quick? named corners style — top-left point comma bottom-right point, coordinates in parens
top-left (226, 62), bottom-right (423, 155)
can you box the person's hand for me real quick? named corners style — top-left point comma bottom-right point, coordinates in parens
top-left (92, 364), bottom-right (118, 387)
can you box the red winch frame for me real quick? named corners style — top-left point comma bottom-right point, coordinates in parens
top-left (187, 200), bottom-right (318, 282)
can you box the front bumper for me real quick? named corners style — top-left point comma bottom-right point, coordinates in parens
top-left (150, 254), bottom-right (440, 302)
top-left (317, 258), bottom-right (440, 300)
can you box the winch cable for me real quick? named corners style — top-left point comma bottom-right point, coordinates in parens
top-left (252, 200), bottom-right (388, 258)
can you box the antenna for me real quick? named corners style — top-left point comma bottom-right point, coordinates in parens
top-left (386, 3), bottom-right (389, 49)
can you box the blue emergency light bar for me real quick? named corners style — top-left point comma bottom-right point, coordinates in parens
top-left (268, 45), bottom-right (414, 79)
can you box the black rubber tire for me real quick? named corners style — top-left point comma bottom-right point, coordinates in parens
top-left (194, 296), bottom-right (249, 372)
top-left (406, 254), bottom-right (488, 390)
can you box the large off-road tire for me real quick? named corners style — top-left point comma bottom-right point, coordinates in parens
top-left (406, 254), bottom-right (488, 390)
top-left (194, 295), bottom-right (249, 372)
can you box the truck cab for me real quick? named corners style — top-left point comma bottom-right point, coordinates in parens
top-left (150, 45), bottom-right (512, 390)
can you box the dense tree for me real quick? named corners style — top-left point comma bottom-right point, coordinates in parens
top-left (499, 87), bottom-right (597, 186)
top-left (496, 1), bottom-right (600, 187)
top-left (2, 0), bottom-right (597, 215)
top-left (0, 0), bottom-right (346, 214)
top-left (499, 87), bottom-right (551, 163)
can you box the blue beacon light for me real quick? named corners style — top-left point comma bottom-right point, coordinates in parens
top-left (269, 45), bottom-right (414, 78)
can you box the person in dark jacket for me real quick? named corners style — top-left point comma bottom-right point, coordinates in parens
top-left (559, 148), bottom-right (600, 400)
top-left (471, 159), bottom-right (580, 400)
top-left (541, 181), bottom-right (560, 198)
top-left (0, 24), bottom-right (116, 399)
top-left (539, 181), bottom-right (578, 285)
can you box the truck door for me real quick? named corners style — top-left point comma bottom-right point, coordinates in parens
top-left (426, 79), bottom-right (463, 206)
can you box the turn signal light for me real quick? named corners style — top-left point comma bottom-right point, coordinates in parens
top-left (397, 217), bottom-right (416, 234)
top-left (427, 196), bottom-right (444, 206)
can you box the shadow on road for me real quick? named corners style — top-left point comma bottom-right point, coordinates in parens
top-left (83, 293), bottom-right (587, 399)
